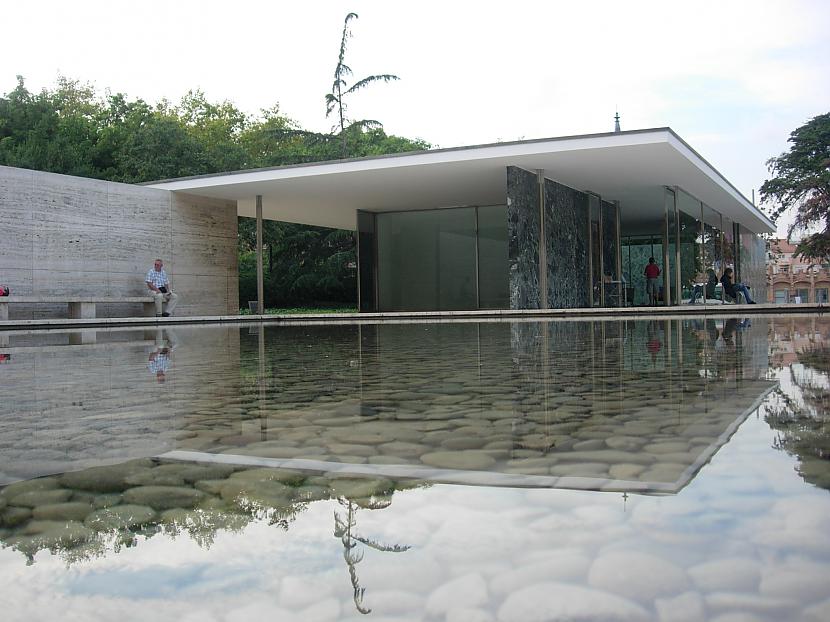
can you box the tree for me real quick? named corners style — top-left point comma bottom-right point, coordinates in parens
top-left (0, 75), bottom-right (100, 177)
top-left (175, 89), bottom-right (250, 172)
top-left (0, 74), bottom-right (429, 308)
top-left (761, 113), bottom-right (830, 259)
top-left (325, 12), bottom-right (399, 157)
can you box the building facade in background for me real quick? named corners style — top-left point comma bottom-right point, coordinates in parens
top-left (767, 239), bottom-right (830, 304)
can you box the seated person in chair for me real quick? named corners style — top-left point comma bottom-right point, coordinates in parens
top-left (689, 269), bottom-right (719, 304)
top-left (720, 267), bottom-right (756, 304)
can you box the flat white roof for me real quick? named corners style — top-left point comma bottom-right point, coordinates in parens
top-left (147, 128), bottom-right (775, 234)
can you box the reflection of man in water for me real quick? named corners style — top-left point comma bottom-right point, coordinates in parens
top-left (722, 319), bottom-right (739, 346)
top-left (646, 321), bottom-right (662, 364)
top-left (148, 329), bottom-right (177, 383)
top-left (148, 347), bottom-right (171, 383)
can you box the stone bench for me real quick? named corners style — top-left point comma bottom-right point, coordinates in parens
top-left (0, 296), bottom-right (156, 320)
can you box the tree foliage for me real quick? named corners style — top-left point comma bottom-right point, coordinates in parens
top-left (760, 112), bottom-right (830, 260)
top-left (0, 74), bottom-right (429, 308)
top-left (325, 12), bottom-right (399, 157)
top-left (766, 344), bottom-right (830, 490)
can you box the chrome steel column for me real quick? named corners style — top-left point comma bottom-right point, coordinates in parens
top-left (256, 194), bottom-right (264, 314)
top-left (537, 170), bottom-right (548, 309)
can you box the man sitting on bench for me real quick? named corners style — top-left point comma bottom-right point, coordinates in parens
top-left (720, 267), bottom-right (756, 304)
top-left (145, 258), bottom-right (179, 317)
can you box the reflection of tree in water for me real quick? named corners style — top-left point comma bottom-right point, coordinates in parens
top-left (0, 461), bottom-right (419, 573)
top-left (766, 346), bottom-right (830, 489)
top-left (334, 497), bottom-right (410, 615)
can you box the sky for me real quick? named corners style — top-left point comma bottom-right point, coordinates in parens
top-left (2, 0), bottom-right (829, 236)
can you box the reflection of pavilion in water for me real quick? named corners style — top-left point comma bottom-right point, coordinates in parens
top-left (160, 317), bottom-right (776, 495)
top-left (341, 318), bottom-right (775, 494)
top-left (0, 318), bottom-right (781, 614)
top-left (0, 319), bottom-right (775, 494)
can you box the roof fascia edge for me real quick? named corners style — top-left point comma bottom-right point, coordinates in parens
top-left (144, 128), bottom-right (674, 191)
top-left (666, 130), bottom-right (775, 233)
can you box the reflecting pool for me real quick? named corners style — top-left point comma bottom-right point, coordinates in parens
top-left (1, 316), bottom-right (829, 621)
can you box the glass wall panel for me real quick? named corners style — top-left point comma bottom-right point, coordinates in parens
top-left (477, 205), bottom-right (509, 309)
top-left (723, 216), bottom-right (736, 270)
top-left (702, 204), bottom-right (723, 278)
top-left (739, 226), bottom-right (768, 303)
top-left (356, 210), bottom-right (376, 312)
top-left (677, 190), bottom-right (704, 301)
top-left (622, 236), bottom-right (662, 306)
top-left (377, 208), bottom-right (478, 311)
top-left (677, 190), bottom-right (701, 220)
top-left (677, 209), bottom-right (701, 301)
top-left (665, 189), bottom-right (678, 304)
top-left (438, 209), bottom-right (479, 309)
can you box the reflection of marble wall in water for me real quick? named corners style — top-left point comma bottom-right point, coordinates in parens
top-left (0, 326), bottom-right (240, 483)
top-left (509, 320), bottom-right (601, 412)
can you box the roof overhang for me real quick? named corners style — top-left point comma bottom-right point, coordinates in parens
top-left (146, 128), bottom-right (775, 234)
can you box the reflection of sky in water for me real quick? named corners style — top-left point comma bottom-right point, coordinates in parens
top-left (1, 317), bottom-right (830, 621)
top-left (5, 413), bottom-right (828, 622)
top-left (4, 424), bottom-right (830, 621)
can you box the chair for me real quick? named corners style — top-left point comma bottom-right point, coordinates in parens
top-left (722, 290), bottom-right (745, 304)
top-left (603, 282), bottom-right (623, 307)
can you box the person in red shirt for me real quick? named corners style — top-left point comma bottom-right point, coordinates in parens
top-left (644, 257), bottom-right (661, 305)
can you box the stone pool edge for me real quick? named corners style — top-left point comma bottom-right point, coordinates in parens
top-left (0, 303), bottom-right (826, 331)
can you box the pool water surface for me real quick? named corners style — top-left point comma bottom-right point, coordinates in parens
top-left (1, 316), bottom-right (829, 621)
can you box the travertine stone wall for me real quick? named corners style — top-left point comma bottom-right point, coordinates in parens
top-left (0, 166), bottom-right (238, 318)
